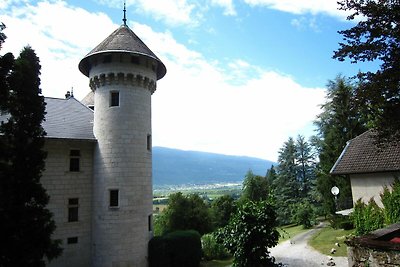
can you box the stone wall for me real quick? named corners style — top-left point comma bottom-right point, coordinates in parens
top-left (346, 224), bottom-right (400, 267)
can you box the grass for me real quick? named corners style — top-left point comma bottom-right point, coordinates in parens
top-left (278, 224), bottom-right (310, 243)
top-left (308, 226), bottom-right (354, 257)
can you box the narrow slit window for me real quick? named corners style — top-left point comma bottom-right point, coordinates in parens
top-left (68, 198), bottom-right (79, 222)
top-left (110, 91), bottom-right (119, 107)
top-left (147, 134), bottom-right (152, 151)
top-left (69, 149), bottom-right (80, 172)
top-left (148, 214), bottom-right (153, 231)
top-left (109, 189), bottom-right (119, 208)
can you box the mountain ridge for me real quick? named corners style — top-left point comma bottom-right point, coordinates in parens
top-left (152, 146), bottom-right (275, 186)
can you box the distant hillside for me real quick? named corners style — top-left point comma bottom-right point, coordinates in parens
top-left (152, 147), bottom-right (275, 186)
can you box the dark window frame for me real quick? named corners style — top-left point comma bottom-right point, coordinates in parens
top-left (110, 91), bottom-right (120, 107)
top-left (69, 149), bottom-right (80, 172)
top-left (109, 189), bottom-right (119, 208)
top-left (68, 198), bottom-right (79, 222)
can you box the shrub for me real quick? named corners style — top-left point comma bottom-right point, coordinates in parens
top-left (380, 179), bottom-right (400, 224)
top-left (201, 233), bottom-right (230, 261)
top-left (148, 230), bottom-right (202, 267)
top-left (216, 200), bottom-right (280, 267)
top-left (294, 201), bottom-right (315, 229)
top-left (352, 198), bottom-right (384, 236)
top-left (329, 214), bottom-right (354, 230)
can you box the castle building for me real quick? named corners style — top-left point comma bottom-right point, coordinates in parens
top-left (22, 12), bottom-right (165, 267)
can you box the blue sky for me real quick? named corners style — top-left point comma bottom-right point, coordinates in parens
top-left (0, 0), bottom-right (378, 161)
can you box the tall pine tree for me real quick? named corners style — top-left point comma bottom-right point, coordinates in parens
top-left (314, 75), bottom-right (367, 213)
top-left (0, 46), bottom-right (62, 266)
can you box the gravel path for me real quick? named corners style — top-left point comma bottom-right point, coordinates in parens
top-left (270, 224), bottom-right (348, 267)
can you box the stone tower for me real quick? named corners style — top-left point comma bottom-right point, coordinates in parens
top-left (78, 11), bottom-right (166, 267)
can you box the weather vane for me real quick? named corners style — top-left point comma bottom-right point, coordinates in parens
top-left (123, 1), bottom-right (127, 25)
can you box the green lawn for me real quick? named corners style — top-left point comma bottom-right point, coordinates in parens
top-left (308, 226), bottom-right (354, 257)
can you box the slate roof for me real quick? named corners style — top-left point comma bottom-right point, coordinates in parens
top-left (43, 97), bottom-right (95, 141)
top-left (1, 97), bottom-right (95, 141)
top-left (78, 24), bottom-right (166, 80)
top-left (330, 130), bottom-right (400, 175)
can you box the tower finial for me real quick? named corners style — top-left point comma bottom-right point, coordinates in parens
top-left (123, 1), bottom-right (127, 25)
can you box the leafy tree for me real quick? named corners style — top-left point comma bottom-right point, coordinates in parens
top-left (314, 75), bottom-right (367, 214)
top-left (0, 22), bottom-right (6, 49)
top-left (240, 170), bottom-right (269, 202)
top-left (334, 0), bottom-right (400, 142)
top-left (154, 192), bottom-right (212, 235)
top-left (0, 47), bottom-right (62, 266)
top-left (210, 195), bottom-right (236, 229)
top-left (216, 200), bottom-right (280, 267)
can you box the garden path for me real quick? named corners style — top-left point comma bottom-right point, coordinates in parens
top-left (270, 223), bottom-right (348, 267)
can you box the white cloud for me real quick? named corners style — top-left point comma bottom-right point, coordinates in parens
top-left (211, 0), bottom-right (236, 16)
top-left (132, 23), bottom-right (326, 161)
top-left (243, 0), bottom-right (348, 19)
top-left (1, 1), bottom-right (326, 161)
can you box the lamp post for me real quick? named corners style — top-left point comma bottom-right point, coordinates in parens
top-left (331, 186), bottom-right (339, 212)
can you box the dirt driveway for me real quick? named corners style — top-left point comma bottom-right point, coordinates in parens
top-left (270, 224), bottom-right (348, 267)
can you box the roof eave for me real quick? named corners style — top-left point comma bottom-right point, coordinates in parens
top-left (78, 50), bottom-right (166, 80)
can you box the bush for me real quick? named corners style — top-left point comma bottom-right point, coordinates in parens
top-left (328, 214), bottom-right (354, 230)
top-left (216, 200), bottom-right (280, 267)
top-left (294, 201), bottom-right (315, 229)
top-left (201, 233), bottom-right (230, 261)
top-left (148, 230), bottom-right (202, 267)
top-left (380, 179), bottom-right (400, 224)
top-left (352, 198), bottom-right (384, 236)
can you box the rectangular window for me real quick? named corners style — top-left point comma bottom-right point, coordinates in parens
top-left (69, 149), bottom-right (80, 172)
top-left (147, 134), bottom-right (152, 151)
top-left (110, 91), bottom-right (119, 107)
top-left (109, 189), bottom-right (119, 208)
top-left (67, 237), bottom-right (78, 244)
top-left (68, 198), bottom-right (79, 222)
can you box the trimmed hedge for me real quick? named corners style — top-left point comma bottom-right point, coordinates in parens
top-left (148, 230), bottom-right (201, 267)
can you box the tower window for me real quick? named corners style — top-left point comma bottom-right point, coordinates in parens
top-left (67, 237), bottom-right (78, 244)
top-left (147, 134), bottom-right (152, 151)
top-left (109, 189), bottom-right (119, 208)
top-left (110, 91), bottom-right (119, 107)
top-left (68, 198), bottom-right (79, 222)
top-left (148, 214), bottom-right (153, 231)
top-left (69, 149), bottom-right (80, 172)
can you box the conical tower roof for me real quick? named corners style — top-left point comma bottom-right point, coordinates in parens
top-left (78, 24), bottom-right (166, 80)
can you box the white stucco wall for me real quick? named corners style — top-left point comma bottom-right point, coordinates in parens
top-left (41, 139), bottom-right (94, 267)
top-left (350, 172), bottom-right (399, 207)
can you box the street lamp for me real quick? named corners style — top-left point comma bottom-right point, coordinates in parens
top-left (331, 186), bottom-right (339, 211)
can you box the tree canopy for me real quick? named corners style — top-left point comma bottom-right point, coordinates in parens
top-left (154, 192), bottom-right (212, 236)
top-left (334, 0), bottom-right (400, 142)
top-left (0, 46), bottom-right (62, 266)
